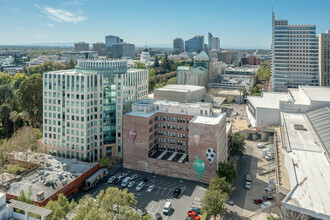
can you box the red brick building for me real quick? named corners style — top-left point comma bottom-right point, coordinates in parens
top-left (123, 100), bottom-right (230, 183)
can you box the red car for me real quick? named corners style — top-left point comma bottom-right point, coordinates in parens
top-left (254, 199), bottom-right (263, 204)
top-left (187, 211), bottom-right (201, 220)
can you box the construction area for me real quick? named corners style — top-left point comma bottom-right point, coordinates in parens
top-left (2, 152), bottom-right (99, 206)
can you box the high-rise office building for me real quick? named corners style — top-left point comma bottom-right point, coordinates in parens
top-left (93, 42), bottom-right (105, 56)
top-left (111, 43), bottom-right (135, 59)
top-left (173, 38), bottom-right (184, 55)
top-left (185, 35), bottom-right (204, 53)
top-left (211, 37), bottom-right (220, 50)
top-left (43, 59), bottom-right (148, 162)
top-left (208, 33), bottom-right (213, 52)
top-left (74, 42), bottom-right (89, 51)
top-left (105, 35), bottom-right (123, 49)
top-left (271, 12), bottom-right (319, 92)
top-left (319, 30), bottom-right (330, 86)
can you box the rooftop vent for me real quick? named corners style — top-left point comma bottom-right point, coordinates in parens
top-left (294, 124), bottom-right (307, 131)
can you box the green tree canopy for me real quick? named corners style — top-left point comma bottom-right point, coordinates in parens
top-left (0, 72), bottom-right (13, 86)
top-left (160, 52), bottom-right (171, 71)
top-left (257, 60), bottom-right (271, 81)
top-left (45, 194), bottom-right (77, 220)
top-left (201, 177), bottom-right (233, 219)
top-left (217, 162), bottom-right (238, 183)
top-left (134, 61), bottom-right (146, 69)
top-left (0, 84), bottom-right (14, 105)
top-left (230, 132), bottom-right (246, 157)
top-left (153, 55), bottom-right (160, 68)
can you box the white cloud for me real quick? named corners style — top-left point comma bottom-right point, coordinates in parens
top-left (47, 23), bottom-right (54, 27)
top-left (64, 1), bottom-right (81, 5)
top-left (35, 4), bottom-right (86, 23)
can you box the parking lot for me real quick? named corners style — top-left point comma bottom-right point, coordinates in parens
top-left (75, 165), bottom-right (207, 220)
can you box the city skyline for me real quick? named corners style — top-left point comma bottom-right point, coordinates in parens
top-left (0, 0), bottom-right (329, 49)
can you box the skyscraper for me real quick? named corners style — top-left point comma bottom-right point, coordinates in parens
top-left (105, 35), bottom-right (122, 49)
top-left (185, 35), bottom-right (204, 53)
top-left (271, 12), bottom-right (319, 92)
top-left (319, 30), bottom-right (330, 86)
top-left (74, 42), bottom-right (89, 51)
top-left (111, 43), bottom-right (135, 59)
top-left (43, 59), bottom-right (148, 162)
top-left (211, 37), bottom-right (220, 50)
top-left (173, 38), bottom-right (184, 55)
top-left (208, 33), bottom-right (213, 51)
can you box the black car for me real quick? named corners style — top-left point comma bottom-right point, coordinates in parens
top-left (113, 177), bottom-right (121, 185)
top-left (140, 209), bottom-right (147, 216)
top-left (173, 188), bottom-right (181, 198)
top-left (155, 213), bottom-right (162, 220)
top-left (142, 177), bottom-right (149, 182)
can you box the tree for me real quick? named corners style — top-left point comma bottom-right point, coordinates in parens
top-left (153, 55), bottom-right (160, 68)
top-left (100, 158), bottom-right (110, 168)
top-left (18, 185), bottom-right (35, 205)
top-left (257, 60), bottom-right (271, 81)
top-left (9, 111), bottom-right (19, 133)
top-left (201, 177), bottom-right (233, 219)
top-left (0, 84), bottom-right (14, 106)
top-left (0, 105), bottom-right (13, 138)
top-left (134, 61), bottom-right (146, 69)
top-left (13, 73), bottom-right (28, 89)
top-left (53, 62), bottom-right (66, 71)
top-left (19, 111), bottom-right (29, 126)
top-left (217, 162), bottom-right (238, 183)
top-left (0, 72), bottom-right (12, 86)
top-left (45, 194), bottom-right (77, 220)
top-left (229, 132), bottom-right (246, 157)
top-left (18, 74), bottom-right (43, 128)
top-left (74, 187), bottom-right (145, 220)
top-left (161, 52), bottom-right (171, 71)
top-left (67, 59), bottom-right (76, 69)
top-left (226, 96), bottom-right (234, 104)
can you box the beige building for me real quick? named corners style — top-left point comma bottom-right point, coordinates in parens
top-left (319, 30), bottom-right (330, 86)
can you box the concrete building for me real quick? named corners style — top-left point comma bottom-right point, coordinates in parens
top-left (111, 43), bottom-right (135, 59)
top-left (43, 59), bottom-right (148, 160)
top-left (0, 192), bottom-right (53, 220)
top-left (218, 51), bottom-right (232, 64)
top-left (319, 30), bottom-right (330, 86)
top-left (140, 46), bottom-right (151, 63)
top-left (123, 99), bottom-right (229, 183)
top-left (243, 55), bottom-right (262, 65)
top-left (185, 35), bottom-right (204, 53)
top-left (62, 51), bottom-right (98, 61)
top-left (208, 75), bottom-right (254, 90)
top-left (246, 86), bottom-right (330, 127)
top-left (280, 112), bottom-right (330, 219)
top-left (74, 42), bottom-right (89, 51)
top-left (105, 35), bottom-right (122, 49)
top-left (211, 37), bottom-right (220, 50)
top-left (154, 85), bottom-right (208, 103)
top-left (271, 12), bottom-right (319, 92)
top-left (93, 42), bottom-right (105, 56)
top-left (173, 38), bottom-right (184, 55)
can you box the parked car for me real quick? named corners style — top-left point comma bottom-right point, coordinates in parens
top-left (173, 188), bottom-right (181, 198)
top-left (263, 194), bottom-right (274, 201)
top-left (257, 144), bottom-right (265, 148)
top-left (140, 209), bottom-right (147, 216)
top-left (261, 201), bottom-right (272, 209)
top-left (155, 213), bottom-right (162, 220)
top-left (187, 211), bottom-right (200, 220)
top-left (245, 181), bottom-right (251, 190)
top-left (127, 181), bottom-right (135, 188)
top-left (163, 202), bottom-right (172, 215)
top-left (254, 199), bottom-right (263, 204)
top-left (130, 174), bottom-right (138, 181)
top-left (190, 207), bottom-right (200, 214)
top-left (147, 185), bottom-right (155, 192)
top-left (118, 173), bottom-right (128, 180)
top-left (142, 177), bottom-right (149, 182)
top-left (226, 199), bottom-right (234, 206)
top-left (135, 181), bottom-right (145, 191)
top-left (121, 177), bottom-right (131, 187)
top-left (113, 177), bottom-right (121, 185)
top-left (108, 176), bottom-right (116, 184)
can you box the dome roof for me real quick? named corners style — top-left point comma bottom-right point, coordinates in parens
top-left (142, 45), bottom-right (149, 52)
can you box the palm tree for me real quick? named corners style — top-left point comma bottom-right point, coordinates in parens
top-left (9, 111), bottom-right (19, 133)
top-left (19, 111), bottom-right (29, 126)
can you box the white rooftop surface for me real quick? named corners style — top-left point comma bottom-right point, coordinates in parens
top-left (300, 86), bottom-right (330, 102)
top-left (189, 113), bottom-right (224, 125)
top-left (248, 92), bottom-right (289, 109)
top-left (283, 113), bottom-right (330, 217)
top-left (155, 84), bottom-right (204, 92)
top-left (288, 89), bottom-right (309, 105)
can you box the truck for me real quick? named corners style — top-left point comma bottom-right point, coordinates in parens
top-left (84, 168), bottom-right (108, 191)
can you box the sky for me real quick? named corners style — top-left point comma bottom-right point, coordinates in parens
top-left (0, 0), bottom-right (329, 49)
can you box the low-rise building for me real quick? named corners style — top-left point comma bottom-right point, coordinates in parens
top-left (123, 99), bottom-right (230, 183)
top-left (246, 86), bottom-right (330, 127)
top-left (208, 75), bottom-right (254, 90)
top-left (62, 51), bottom-right (98, 61)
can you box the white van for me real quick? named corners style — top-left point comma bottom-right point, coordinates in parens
top-left (121, 177), bottom-right (131, 187)
top-left (163, 202), bottom-right (172, 215)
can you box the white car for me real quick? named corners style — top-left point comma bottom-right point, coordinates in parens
top-left (108, 176), bottom-right (116, 184)
top-left (257, 144), bottom-right (265, 148)
top-left (147, 185), bottom-right (155, 192)
top-left (118, 173), bottom-right (128, 180)
top-left (245, 181), bottom-right (251, 190)
top-left (121, 177), bottom-right (131, 187)
top-left (135, 181), bottom-right (145, 191)
top-left (127, 181), bottom-right (135, 188)
top-left (261, 201), bottom-right (272, 209)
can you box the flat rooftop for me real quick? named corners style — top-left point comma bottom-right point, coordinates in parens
top-left (189, 113), bottom-right (225, 125)
top-left (218, 90), bottom-right (241, 96)
top-left (155, 84), bottom-right (204, 93)
top-left (248, 92), bottom-right (290, 109)
top-left (283, 113), bottom-right (330, 218)
top-left (6, 153), bottom-right (97, 201)
top-left (300, 86), bottom-right (330, 102)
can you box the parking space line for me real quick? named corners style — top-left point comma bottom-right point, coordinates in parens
top-left (137, 202), bottom-right (144, 209)
top-left (155, 188), bottom-right (162, 194)
top-left (166, 189), bottom-right (172, 196)
top-left (161, 188), bottom-right (167, 195)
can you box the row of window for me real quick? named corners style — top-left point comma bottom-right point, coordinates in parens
top-left (157, 145), bottom-right (186, 153)
top-left (157, 138), bottom-right (186, 146)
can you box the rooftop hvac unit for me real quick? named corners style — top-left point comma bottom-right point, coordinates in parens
top-left (36, 191), bottom-right (45, 202)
